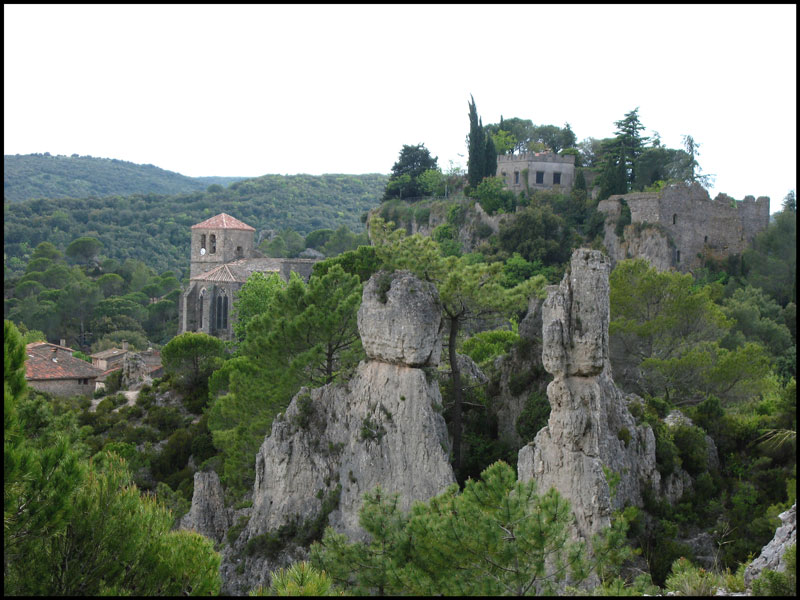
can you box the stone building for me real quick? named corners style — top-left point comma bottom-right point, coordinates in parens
top-left (25, 341), bottom-right (104, 397)
top-left (597, 182), bottom-right (770, 272)
top-left (496, 152), bottom-right (576, 193)
top-left (178, 213), bottom-right (317, 340)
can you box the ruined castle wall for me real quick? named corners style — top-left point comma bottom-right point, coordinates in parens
top-left (738, 196), bottom-right (771, 244)
top-left (600, 183), bottom-right (770, 272)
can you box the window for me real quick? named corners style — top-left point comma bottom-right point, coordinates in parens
top-left (553, 172), bottom-right (561, 185)
top-left (535, 171), bottom-right (544, 184)
top-left (672, 214), bottom-right (677, 225)
top-left (216, 294), bottom-right (228, 330)
top-left (210, 234), bottom-right (217, 254)
top-left (198, 289), bottom-right (205, 330)
top-left (514, 171), bottom-right (520, 185)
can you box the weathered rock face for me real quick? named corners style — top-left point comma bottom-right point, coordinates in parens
top-left (518, 249), bottom-right (660, 540)
top-left (121, 351), bottom-right (152, 390)
top-left (744, 502), bottom-right (797, 587)
top-left (180, 471), bottom-right (231, 543)
top-left (357, 270), bottom-right (443, 367)
top-left (243, 271), bottom-right (455, 546)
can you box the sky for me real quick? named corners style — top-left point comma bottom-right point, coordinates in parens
top-left (4, 4), bottom-right (796, 212)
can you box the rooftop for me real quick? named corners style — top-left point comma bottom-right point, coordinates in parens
top-left (191, 213), bottom-right (256, 231)
top-left (26, 342), bottom-right (105, 381)
top-left (90, 347), bottom-right (129, 360)
top-left (191, 257), bottom-right (317, 283)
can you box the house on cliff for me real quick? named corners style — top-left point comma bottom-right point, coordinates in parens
top-left (25, 341), bottom-right (104, 397)
top-left (178, 213), bottom-right (318, 340)
top-left (496, 152), bottom-right (580, 193)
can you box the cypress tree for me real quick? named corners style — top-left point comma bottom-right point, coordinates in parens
top-left (467, 95), bottom-right (486, 188)
top-left (483, 128), bottom-right (497, 180)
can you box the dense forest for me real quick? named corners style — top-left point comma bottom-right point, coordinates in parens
top-left (4, 99), bottom-right (796, 596)
top-left (2, 153), bottom-right (247, 203)
top-left (3, 172), bottom-right (388, 278)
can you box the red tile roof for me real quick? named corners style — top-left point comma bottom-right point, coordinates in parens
top-left (191, 213), bottom-right (255, 231)
top-left (26, 343), bottom-right (105, 381)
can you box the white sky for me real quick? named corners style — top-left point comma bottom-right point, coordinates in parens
top-left (4, 4), bottom-right (796, 212)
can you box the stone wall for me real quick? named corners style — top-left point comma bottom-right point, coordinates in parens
top-left (597, 182), bottom-right (770, 272)
top-left (27, 377), bottom-right (96, 398)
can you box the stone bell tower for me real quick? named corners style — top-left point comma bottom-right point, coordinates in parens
top-left (189, 213), bottom-right (256, 278)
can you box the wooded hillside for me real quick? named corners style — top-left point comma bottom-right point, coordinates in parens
top-left (3, 153), bottom-right (242, 202)
top-left (4, 173), bottom-right (388, 277)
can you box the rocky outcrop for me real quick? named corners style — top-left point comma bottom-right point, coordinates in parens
top-left (357, 270), bottom-right (443, 367)
top-left (517, 249), bottom-right (660, 541)
top-left (180, 471), bottom-right (231, 543)
top-left (121, 351), bottom-right (152, 390)
top-left (744, 502), bottom-right (797, 587)
top-left (243, 270), bottom-right (455, 546)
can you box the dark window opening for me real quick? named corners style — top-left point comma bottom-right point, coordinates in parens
top-left (553, 172), bottom-right (561, 185)
top-left (535, 171), bottom-right (544, 184)
top-left (672, 214), bottom-right (677, 225)
top-left (210, 234), bottom-right (217, 254)
top-left (514, 171), bottom-right (520, 185)
top-left (216, 295), bottom-right (228, 330)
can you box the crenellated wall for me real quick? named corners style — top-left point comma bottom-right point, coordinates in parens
top-left (598, 182), bottom-right (770, 272)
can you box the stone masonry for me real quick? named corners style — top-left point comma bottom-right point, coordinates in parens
top-left (597, 182), bottom-right (769, 272)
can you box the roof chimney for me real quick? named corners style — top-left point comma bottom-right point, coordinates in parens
top-left (122, 340), bottom-right (129, 352)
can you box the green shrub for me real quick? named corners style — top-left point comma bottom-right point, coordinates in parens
top-left (291, 394), bottom-right (314, 430)
top-left (615, 199), bottom-right (631, 238)
top-left (617, 427), bottom-right (632, 447)
top-left (476, 221), bottom-right (494, 239)
top-left (447, 203), bottom-right (467, 226)
top-left (227, 515), bottom-right (251, 545)
top-left (653, 422), bottom-right (681, 477)
top-left (461, 329), bottom-right (519, 367)
top-left (516, 391), bottom-right (550, 442)
top-left (145, 406), bottom-right (186, 438)
top-left (672, 423), bottom-right (708, 476)
top-left (665, 557), bottom-right (722, 596)
top-left (413, 206), bottom-right (431, 225)
top-left (375, 272), bottom-right (393, 304)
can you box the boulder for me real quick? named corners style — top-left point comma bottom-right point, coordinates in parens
top-left (121, 351), bottom-right (152, 390)
top-left (357, 270), bottom-right (443, 367)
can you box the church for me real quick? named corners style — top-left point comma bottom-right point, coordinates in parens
top-left (178, 213), bottom-right (317, 340)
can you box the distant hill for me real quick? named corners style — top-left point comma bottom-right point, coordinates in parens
top-left (4, 172), bottom-right (388, 278)
top-left (3, 153), bottom-right (249, 202)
